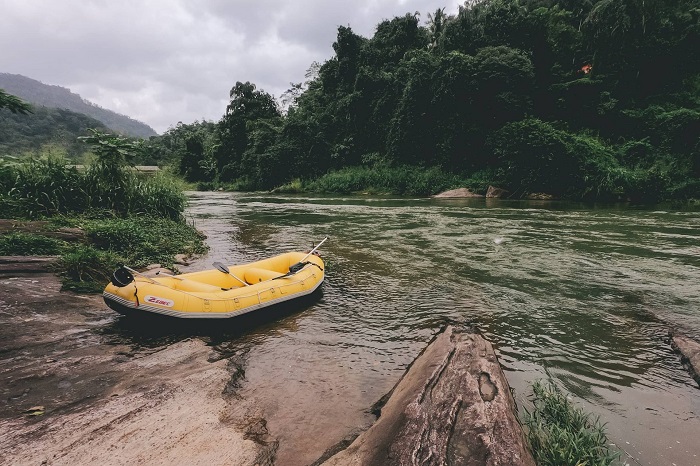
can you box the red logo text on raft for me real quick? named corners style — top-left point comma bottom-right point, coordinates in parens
top-left (144, 295), bottom-right (175, 307)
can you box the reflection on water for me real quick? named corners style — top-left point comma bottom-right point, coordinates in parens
top-left (133, 192), bottom-right (700, 465)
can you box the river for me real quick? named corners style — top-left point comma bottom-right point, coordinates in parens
top-left (179, 191), bottom-right (700, 466)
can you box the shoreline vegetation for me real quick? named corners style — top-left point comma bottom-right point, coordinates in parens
top-left (0, 131), bottom-right (207, 292)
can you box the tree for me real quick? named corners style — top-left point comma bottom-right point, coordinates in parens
top-left (472, 46), bottom-right (535, 130)
top-left (0, 89), bottom-right (32, 114)
top-left (427, 8), bottom-right (450, 49)
top-left (216, 82), bottom-right (279, 180)
top-left (78, 128), bottom-right (141, 172)
top-left (367, 13), bottom-right (429, 69)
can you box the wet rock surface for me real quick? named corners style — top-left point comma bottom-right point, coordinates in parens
top-left (0, 255), bottom-right (58, 273)
top-left (319, 326), bottom-right (535, 466)
top-left (485, 186), bottom-right (510, 198)
top-left (0, 271), bottom-right (263, 465)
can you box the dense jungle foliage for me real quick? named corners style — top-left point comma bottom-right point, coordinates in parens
top-left (147, 0), bottom-right (700, 201)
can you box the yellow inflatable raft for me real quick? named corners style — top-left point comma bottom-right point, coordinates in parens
top-left (103, 250), bottom-right (325, 319)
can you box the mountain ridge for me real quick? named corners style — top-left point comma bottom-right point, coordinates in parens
top-left (0, 73), bottom-right (157, 138)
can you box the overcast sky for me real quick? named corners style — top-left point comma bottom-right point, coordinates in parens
top-left (1, 1), bottom-right (459, 134)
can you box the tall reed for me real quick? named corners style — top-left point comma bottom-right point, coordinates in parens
top-left (0, 158), bottom-right (185, 219)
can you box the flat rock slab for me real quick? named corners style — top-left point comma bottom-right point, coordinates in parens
top-left (0, 255), bottom-right (58, 273)
top-left (671, 332), bottom-right (700, 387)
top-left (320, 326), bottom-right (535, 466)
top-left (0, 272), bottom-right (265, 466)
top-left (0, 219), bottom-right (85, 241)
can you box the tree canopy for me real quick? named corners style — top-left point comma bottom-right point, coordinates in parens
top-left (149, 0), bottom-right (700, 200)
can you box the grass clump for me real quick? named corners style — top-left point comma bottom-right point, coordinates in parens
top-left (82, 216), bottom-right (208, 268)
top-left (51, 216), bottom-right (208, 291)
top-left (524, 380), bottom-right (620, 466)
top-left (0, 232), bottom-right (65, 255)
top-left (57, 245), bottom-right (121, 293)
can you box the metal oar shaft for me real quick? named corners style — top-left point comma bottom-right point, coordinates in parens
top-left (213, 261), bottom-right (249, 286)
top-left (299, 237), bottom-right (329, 263)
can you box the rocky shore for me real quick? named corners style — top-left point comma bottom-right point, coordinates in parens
top-left (1, 267), bottom-right (535, 466)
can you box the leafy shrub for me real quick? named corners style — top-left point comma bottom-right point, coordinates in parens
top-left (58, 245), bottom-right (121, 292)
top-left (489, 119), bottom-right (585, 196)
top-left (489, 119), bottom-right (624, 199)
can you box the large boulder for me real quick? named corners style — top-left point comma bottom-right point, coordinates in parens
top-left (319, 326), bottom-right (535, 466)
top-left (432, 188), bottom-right (484, 198)
top-left (486, 186), bottom-right (510, 199)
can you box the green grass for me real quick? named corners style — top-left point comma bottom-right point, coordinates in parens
top-left (81, 216), bottom-right (208, 268)
top-left (51, 215), bottom-right (208, 292)
top-left (0, 232), bottom-right (65, 255)
top-left (57, 245), bottom-right (122, 293)
top-left (524, 381), bottom-right (620, 466)
top-left (0, 158), bottom-right (185, 219)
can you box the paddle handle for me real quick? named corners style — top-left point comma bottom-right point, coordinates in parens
top-left (299, 237), bottom-right (328, 263)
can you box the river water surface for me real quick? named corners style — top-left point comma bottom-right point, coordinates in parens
top-left (181, 192), bottom-right (700, 466)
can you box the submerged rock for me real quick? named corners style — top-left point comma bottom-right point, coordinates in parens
top-left (525, 192), bottom-right (555, 200)
top-left (319, 326), bottom-right (535, 466)
top-left (671, 331), bottom-right (700, 387)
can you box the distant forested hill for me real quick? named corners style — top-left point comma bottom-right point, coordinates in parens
top-left (0, 105), bottom-right (108, 160)
top-left (0, 73), bottom-right (157, 138)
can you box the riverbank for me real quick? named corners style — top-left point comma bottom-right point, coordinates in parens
top-left (4, 269), bottom-right (689, 466)
top-left (0, 216), bottom-right (207, 291)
